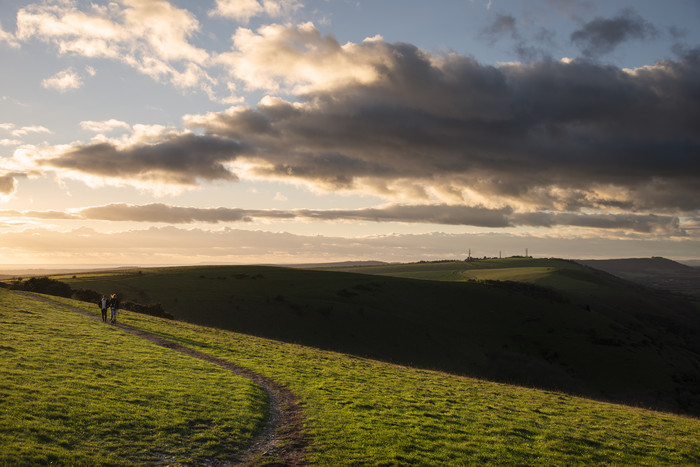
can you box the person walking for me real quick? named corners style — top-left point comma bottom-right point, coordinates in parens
top-left (109, 293), bottom-right (120, 324)
top-left (99, 295), bottom-right (109, 322)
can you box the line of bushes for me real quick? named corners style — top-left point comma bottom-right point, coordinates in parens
top-left (8, 277), bottom-right (174, 320)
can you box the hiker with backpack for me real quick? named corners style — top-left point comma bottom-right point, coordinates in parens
top-left (109, 293), bottom-right (120, 324)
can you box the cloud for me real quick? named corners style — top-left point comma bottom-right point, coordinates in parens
top-left (5, 125), bottom-right (53, 137)
top-left (479, 13), bottom-right (519, 45)
top-left (1, 226), bottom-right (697, 265)
top-left (80, 119), bottom-right (131, 133)
top-left (16, 0), bottom-right (213, 92)
top-left (41, 68), bottom-right (84, 92)
top-left (3, 202), bottom-right (689, 236)
top-left (0, 174), bottom-right (17, 196)
top-left (35, 132), bottom-right (244, 186)
top-left (189, 26), bottom-right (700, 213)
top-left (0, 20), bottom-right (20, 48)
top-left (209, 0), bottom-right (302, 23)
top-left (571, 9), bottom-right (658, 58)
top-left (216, 23), bottom-right (388, 93)
top-left (14, 24), bottom-right (700, 217)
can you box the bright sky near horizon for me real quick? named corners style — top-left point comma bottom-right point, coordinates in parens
top-left (0, 0), bottom-right (699, 266)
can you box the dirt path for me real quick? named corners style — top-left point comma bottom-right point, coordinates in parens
top-left (20, 292), bottom-right (308, 466)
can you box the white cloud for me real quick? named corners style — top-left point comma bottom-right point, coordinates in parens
top-left (0, 139), bottom-right (22, 146)
top-left (10, 125), bottom-right (53, 137)
top-left (217, 23), bottom-right (388, 93)
top-left (16, 0), bottom-right (213, 92)
top-left (80, 119), bottom-right (130, 133)
top-left (0, 20), bottom-right (20, 48)
top-left (41, 68), bottom-right (84, 92)
top-left (209, 0), bottom-right (302, 23)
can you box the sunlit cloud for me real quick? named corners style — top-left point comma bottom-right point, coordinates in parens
top-left (16, 0), bottom-right (213, 91)
top-left (6, 125), bottom-right (53, 137)
top-left (41, 67), bottom-right (84, 92)
top-left (209, 0), bottom-right (302, 23)
top-left (80, 119), bottom-right (131, 133)
top-left (0, 20), bottom-right (20, 48)
top-left (216, 23), bottom-right (387, 93)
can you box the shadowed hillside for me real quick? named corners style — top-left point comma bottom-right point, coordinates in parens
top-left (49, 259), bottom-right (700, 416)
top-left (577, 257), bottom-right (700, 300)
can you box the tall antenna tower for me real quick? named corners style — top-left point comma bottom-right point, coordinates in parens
top-left (526, 248), bottom-right (528, 258)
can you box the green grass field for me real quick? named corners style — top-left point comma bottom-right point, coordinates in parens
top-left (0, 288), bottom-right (266, 465)
top-left (5, 289), bottom-right (699, 465)
top-left (50, 261), bottom-right (700, 416)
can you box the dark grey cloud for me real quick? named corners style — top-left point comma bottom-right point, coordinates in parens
top-left (189, 42), bottom-right (700, 212)
top-left (45, 133), bottom-right (244, 185)
top-left (75, 203), bottom-right (514, 228)
top-left (513, 212), bottom-right (684, 235)
top-left (0, 174), bottom-right (16, 195)
top-left (35, 35), bottom-right (700, 216)
top-left (479, 13), bottom-right (519, 45)
top-left (296, 205), bottom-right (513, 228)
top-left (5, 203), bottom-right (686, 234)
top-left (571, 9), bottom-right (658, 58)
top-left (79, 203), bottom-right (294, 223)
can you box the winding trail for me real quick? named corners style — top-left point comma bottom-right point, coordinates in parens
top-left (20, 292), bottom-right (308, 466)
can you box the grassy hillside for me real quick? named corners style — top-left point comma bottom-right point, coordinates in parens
top-left (49, 260), bottom-right (700, 416)
top-left (0, 288), bottom-right (265, 465)
top-left (577, 257), bottom-right (700, 300)
top-left (6, 290), bottom-right (700, 465)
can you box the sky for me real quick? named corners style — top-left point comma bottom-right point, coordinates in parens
top-left (0, 0), bottom-right (699, 266)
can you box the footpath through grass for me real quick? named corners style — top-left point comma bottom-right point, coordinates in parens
top-left (50, 292), bottom-right (700, 466)
top-left (0, 289), bottom-right (267, 466)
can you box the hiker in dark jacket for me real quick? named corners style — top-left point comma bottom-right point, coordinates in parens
top-left (109, 294), bottom-right (120, 324)
top-left (99, 295), bottom-right (109, 322)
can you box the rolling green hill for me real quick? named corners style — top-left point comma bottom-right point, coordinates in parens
top-left (0, 288), bottom-right (265, 465)
top-left (3, 288), bottom-right (699, 465)
top-left (45, 258), bottom-right (700, 416)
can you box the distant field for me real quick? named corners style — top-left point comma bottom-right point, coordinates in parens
top-left (0, 289), bottom-right (265, 465)
top-left (48, 259), bottom-right (700, 416)
top-left (11, 290), bottom-right (700, 466)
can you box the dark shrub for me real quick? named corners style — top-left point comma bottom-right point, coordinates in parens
top-left (72, 288), bottom-right (101, 303)
top-left (121, 300), bottom-right (174, 320)
top-left (10, 277), bottom-right (73, 298)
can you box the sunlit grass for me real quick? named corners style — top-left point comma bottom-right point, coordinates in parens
top-left (0, 289), bottom-right (266, 465)
top-left (52, 292), bottom-right (700, 465)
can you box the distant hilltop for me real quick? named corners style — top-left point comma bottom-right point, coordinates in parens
top-left (576, 257), bottom-right (700, 299)
top-left (285, 260), bottom-right (391, 269)
top-left (577, 257), bottom-right (695, 275)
